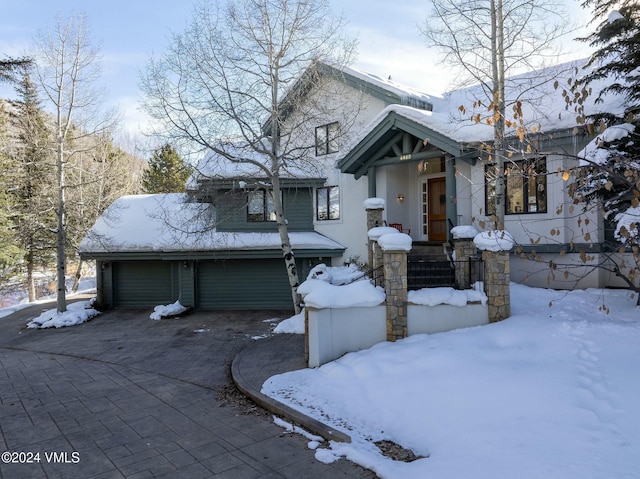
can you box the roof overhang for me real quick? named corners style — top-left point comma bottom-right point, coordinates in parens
top-left (81, 246), bottom-right (345, 262)
top-left (338, 110), bottom-right (466, 179)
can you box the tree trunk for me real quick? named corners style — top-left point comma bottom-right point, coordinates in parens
top-left (26, 248), bottom-right (36, 303)
top-left (71, 259), bottom-right (83, 292)
top-left (491, 0), bottom-right (506, 230)
top-left (271, 174), bottom-right (301, 314)
top-left (56, 135), bottom-right (67, 313)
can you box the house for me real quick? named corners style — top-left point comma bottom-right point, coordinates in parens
top-left (80, 58), bottom-right (630, 310)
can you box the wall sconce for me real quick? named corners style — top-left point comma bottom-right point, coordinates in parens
top-left (397, 193), bottom-right (405, 203)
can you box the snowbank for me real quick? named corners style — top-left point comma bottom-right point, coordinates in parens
top-left (27, 300), bottom-right (99, 329)
top-left (408, 286), bottom-right (487, 306)
top-left (150, 300), bottom-right (188, 320)
top-left (299, 279), bottom-right (385, 309)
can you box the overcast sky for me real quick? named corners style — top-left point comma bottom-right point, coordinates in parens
top-left (1, 0), bottom-right (593, 141)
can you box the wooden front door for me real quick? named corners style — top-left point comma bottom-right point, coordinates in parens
top-left (423, 177), bottom-right (447, 241)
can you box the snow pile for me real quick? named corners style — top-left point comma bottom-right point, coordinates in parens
top-left (378, 233), bottom-right (412, 251)
top-left (474, 229), bottom-right (514, 251)
top-left (27, 300), bottom-right (99, 329)
top-left (274, 311), bottom-right (305, 334)
top-left (451, 225), bottom-right (479, 239)
top-left (306, 263), bottom-right (364, 285)
top-left (367, 226), bottom-right (400, 241)
top-left (363, 197), bottom-right (386, 210)
top-left (299, 279), bottom-right (385, 309)
top-left (408, 286), bottom-right (487, 306)
top-left (150, 300), bottom-right (188, 320)
top-left (263, 284), bottom-right (640, 478)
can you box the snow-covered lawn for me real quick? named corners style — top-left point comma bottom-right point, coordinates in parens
top-left (264, 283), bottom-right (640, 479)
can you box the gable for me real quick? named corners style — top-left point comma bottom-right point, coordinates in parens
top-left (338, 107), bottom-right (465, 179)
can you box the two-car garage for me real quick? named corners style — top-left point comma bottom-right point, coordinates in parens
top-left (97, 254), bottom-right (338, 311)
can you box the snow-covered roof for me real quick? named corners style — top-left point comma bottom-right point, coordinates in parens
top-left (339, 63), bottom-right (434, 110)
top-left (186, 143), bottom-right (325, 190)
top-left (341, 58), bottom-right (629, 155)
top-left (79, 193), bottom-right (345, 255)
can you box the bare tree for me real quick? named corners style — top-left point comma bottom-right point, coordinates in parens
top-left (423, 0), bottom-right (573, 228)
top-left (34, 12), bottom-right (112, 312)
top-left (140, 0), bottom-right (356, 313)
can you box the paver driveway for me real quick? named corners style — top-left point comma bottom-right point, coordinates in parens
top-left (0, 299), bottom-right (376, 478)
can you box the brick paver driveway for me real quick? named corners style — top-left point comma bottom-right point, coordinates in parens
top-left (0, 299), bottom-right (375, 478)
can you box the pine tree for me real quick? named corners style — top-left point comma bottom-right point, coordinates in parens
top-left (142, 144), bottom-right (192, 193)
top-left (571, 0), bottom-right (640, 218)
top-left (0, 103), bottom-right (24, 283)
top-left (9, 68), bottom-right (57, 301)
top-left (566, 0), bottom-right (640, 297)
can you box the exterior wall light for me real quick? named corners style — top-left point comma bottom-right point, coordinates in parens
top-left (397, 193), bottom-right (405, 203)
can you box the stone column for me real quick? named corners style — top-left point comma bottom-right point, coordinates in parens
top-left (482, 250), bottom-right (511, 322)
top-left (453, 238), bottom-right (477, 290)
top-left (364, 198), bottom-right (385, 269)
top-left (382, 249), bottom-right (408, 341)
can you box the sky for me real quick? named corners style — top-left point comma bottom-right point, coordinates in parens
top-left (0, 0), bottom-right (594, 145)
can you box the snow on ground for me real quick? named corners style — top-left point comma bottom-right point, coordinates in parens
top-left (26, 300), bottom-right (99, 329)
top-left (149, 300), bottom-right (188, 320)
top-left (263, 283), bottom-right (640, 479)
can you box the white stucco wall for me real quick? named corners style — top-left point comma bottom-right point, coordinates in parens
top-left (307, 306), bottom-right (387, 368)
top-left (407, 303), bottom-right (488, 335)
top-left (307, 301), bottom-right (490, 367)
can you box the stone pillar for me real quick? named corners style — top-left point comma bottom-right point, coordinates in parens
top-left (482, 250), bottom-right (510, 322)
top-left (382, 249), bottom-right (408, 341)
top-left (453, 238), bottom-right (476, 290)
top-left (364, 199), bottom-right (385, 269)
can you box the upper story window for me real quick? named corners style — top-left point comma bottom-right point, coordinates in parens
top-left (315, 122), bottom-right (339, 156)
top-left (485, 157), bottom-right (547, 215)
top-left (247, 189), bottom-right (276, 222)
top-left (316, 186), bottom-right (340, 220)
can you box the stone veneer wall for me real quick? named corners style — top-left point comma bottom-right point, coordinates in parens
top-left (482, 250), bottom-right (510, 322)
top-left (383, 249), bottom-right (408, 341)
top-left (366, 207), bottom-right (384, 268)
top-left (453, 238), bottom-right (477, 290)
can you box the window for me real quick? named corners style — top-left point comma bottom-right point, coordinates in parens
top-left (247, 189), bottom-right (276, 222)
top-left (316, 186), bottom-right (340, 220)
top-left (315, 122), bottom-right (339, 156)
top-left (485, 157), bottom-right (547, 215)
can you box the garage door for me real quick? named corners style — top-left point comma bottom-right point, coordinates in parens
top-left (196, 259), bottom-right (293, 309)
top-left (114, 261), bottom-right (174, 307)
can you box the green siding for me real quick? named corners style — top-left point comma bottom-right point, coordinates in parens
top-left (216, 187), bottom-right (314, 232)
top-left (114, 261), bottom-right (176, 307)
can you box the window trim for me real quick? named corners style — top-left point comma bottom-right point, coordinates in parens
top-left (315, 122), bottom-right (339, 156)
top-left (485, 157), bottom-right (547, 215)
top-left (316, 185), bottom-right (340, 221)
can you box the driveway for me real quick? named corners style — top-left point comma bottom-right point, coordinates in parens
top-left (0, 299), bottom-right (375, 478)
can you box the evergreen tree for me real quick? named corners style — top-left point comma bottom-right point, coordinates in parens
top-left (0, 104), bottom-right (24, 283)
top-left (142, 144), bottom-right (192, 193)
top-left (571, 0), bottom-right (640, 220)
top-left (9, 68), bottom-right (57, 301)
top-left (566, 0), bottom-right (640, 296)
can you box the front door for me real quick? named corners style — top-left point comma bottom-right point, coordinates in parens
top-left (421, 177), bottom-right (447, 242)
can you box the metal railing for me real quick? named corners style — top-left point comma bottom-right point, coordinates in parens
top-left (407, 256), bottom-right (483, 290)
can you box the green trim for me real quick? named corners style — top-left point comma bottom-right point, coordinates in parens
top-left (81, 247), bottom-right (345, 262)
